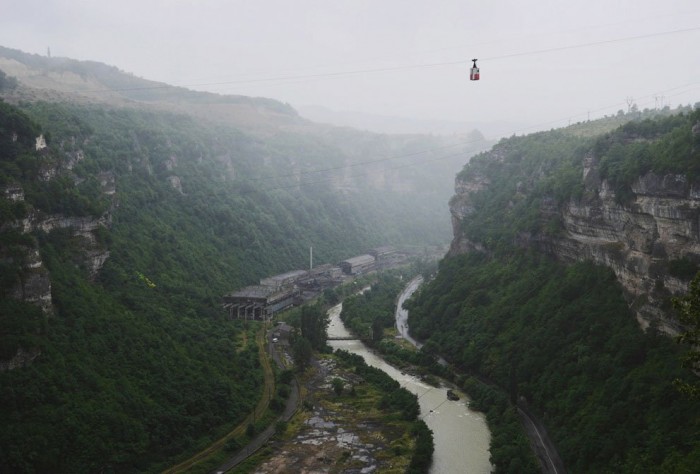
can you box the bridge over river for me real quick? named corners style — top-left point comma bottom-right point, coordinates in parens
top-left (326, 335), bottom-right (365, 341)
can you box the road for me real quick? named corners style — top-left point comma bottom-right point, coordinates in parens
top-left (212, 328), bottom-right (299, 474)
top-left (517, 403), bottom-right (567, 474)
top-left (395, 276), bottom-right (566, 474)
top-left (394, 275), bottom-right (448, 367)
top-left (163, 327), bottom-right (274, 474)
top-left (395, 276), bottom-right (423, 348)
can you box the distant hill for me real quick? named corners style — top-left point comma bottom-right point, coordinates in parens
top-left (0, 45), bottom-right (301, 130)
top-left (297, 104), bottom-right (525, 138)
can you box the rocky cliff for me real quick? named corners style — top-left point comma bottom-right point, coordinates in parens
top-left (0, 196), bottom-right (111, 371)
top-left (1, 123), bottom-right (113, 370)
top-left (1, 152), bottom-right (113, 305)
top-left (449, 116), bottom-right (700, 334)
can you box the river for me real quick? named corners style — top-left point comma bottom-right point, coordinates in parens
top-left (327, 278), bottom-right (492, 473)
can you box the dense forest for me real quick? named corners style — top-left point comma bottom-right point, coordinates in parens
top-left (407, 109), bottom-right (700, 472)
top-left (0, 65), bottom-right (469, 474)
top-left (455, 106), bottom-right (700, 251)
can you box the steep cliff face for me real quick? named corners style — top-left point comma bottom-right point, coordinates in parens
top-left (0, 183), bottom-right (112, 371)
top-left (1, 101), bottom-right (114, 370)
top-left (541, 167), bottom-right (698, 332)
top-left (2, 165), bottom-right (113, 303)
top-left (449, 114), bottom-right (700, 333)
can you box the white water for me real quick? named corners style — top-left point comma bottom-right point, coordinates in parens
top-left (327, 279), bottom-right (492, 473)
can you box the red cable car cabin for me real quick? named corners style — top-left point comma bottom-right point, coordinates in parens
top-left (470, 59), bottom-right (480, 81)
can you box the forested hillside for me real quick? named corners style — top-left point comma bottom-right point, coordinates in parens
top-left (407, 109), bottom-right (700, 472)
top-left (0, 48), bottom-right (481, 472)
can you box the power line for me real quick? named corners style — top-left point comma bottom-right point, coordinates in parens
top-left (69, 26), bottom-right (700, 95)
top-left (247, 149), bottom-right (470, 195)
top-left (231, 82), bottom-right (700, 192)
top-left (240, 80), bottom-right (700, 195)
top-left (19, 27), bottom-right (699, 195)
top-left (482, 26), bottom-right (700, 62)
top-left (247, 138), bottom-right (479, 183)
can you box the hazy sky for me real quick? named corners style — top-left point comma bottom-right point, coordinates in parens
top-left (1, 0), bottom-right (699, 131)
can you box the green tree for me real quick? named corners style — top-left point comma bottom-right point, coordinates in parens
top-left (275, 420), bottom-right (288, 434)
top-left (371, 316), bottom-right (384, 343)
top-left (300, 304), bottom-right (328, 351)
top-left (292, 337), bottom-right (313, 371)
top-left (0, 70), bottom-right (18, 91)
top-left (323, 288), bottom-right (339, 306)
top-left (331, 377), bottom-right (344, 396)
top-left (672, 272), bottom-right (700, 398)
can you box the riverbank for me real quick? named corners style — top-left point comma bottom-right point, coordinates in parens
top-left (329, 297), bottom-right (492, 473)
top-left (213, 272), bottom-right (492, 473)
top-left (210, 325), bottom-right (300, 474)
top-left (247, 349), bottom-right (427, 472)
top-left (397, 277), bottom-right (562, 473)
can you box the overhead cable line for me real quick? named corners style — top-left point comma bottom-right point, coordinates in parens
top-left (71, 26), bottom-right (700, 95)
top-left (244, 81), bottom-right (700, 194)
top-left (247, 138), bottom-right (479, 183)
top-left (481, 26), bottom-right (700, 61)
top-left (244, 80), bottom-right (700, 191)
top-left (250, 149), bottom-right (470, 194)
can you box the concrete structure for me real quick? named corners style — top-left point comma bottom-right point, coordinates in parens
top-left (369, 246), bottom-right (396, 259)
top-left (339, 254), bottom-right (376, 275)
top-left (223, 285), bottom-right (299, 321)
top-left (260, 270), bottom-right (308, 289)
top-left (370, 246), bottom-right (408, 270)
top-left (308, 263), bottom-right (339, 277)
top-left (300, 264), bottom-right (343, 286)
top-left (224, 248), bottom-right (401, 319)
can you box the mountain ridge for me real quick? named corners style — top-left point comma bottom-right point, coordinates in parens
top-left (448, 110), bottom-right (700, 332)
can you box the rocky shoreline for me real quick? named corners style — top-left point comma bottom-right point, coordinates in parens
top-left (252, 356), bottom-right (414, 473)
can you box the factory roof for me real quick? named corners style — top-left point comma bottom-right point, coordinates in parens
top-left (261, 269), bottom-right (308, 285)
top-left (226, 285), bottom-right (277, 299)
top-left (341, 254), bottom-right (375, 266)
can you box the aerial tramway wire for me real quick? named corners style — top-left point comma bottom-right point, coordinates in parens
top-left (40, 24), bottom-right (700, 194)
top-left (244, 80), bottom-right (700, 195)
top-left (246, 139), bottom-right (477, 183)
top-left (480, 25), bottom-right (700, 62)
top-left (69, 26), bottom-right (700, 95)
top-left (243, 148), bottom-right (472, 195)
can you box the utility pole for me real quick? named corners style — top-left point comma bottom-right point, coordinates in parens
top-left (47, 47), bottom-right (51, 58)
top-left (654, 95), bottom-right (665, 110)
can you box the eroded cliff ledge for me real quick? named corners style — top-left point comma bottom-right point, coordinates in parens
top-left (449, 153), bottom-right (700, 334)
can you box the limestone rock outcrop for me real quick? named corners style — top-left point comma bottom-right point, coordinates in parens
top-left (449, 153), bottom-right (700, 334)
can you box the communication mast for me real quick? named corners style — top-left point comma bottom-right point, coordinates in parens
top-left (654, 95), bottom-right (665, 110)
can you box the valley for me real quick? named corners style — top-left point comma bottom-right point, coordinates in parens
top-left (1, 41), bottom-right (700, 474)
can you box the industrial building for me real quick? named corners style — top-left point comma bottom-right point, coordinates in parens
top-left (339, 254), bottom-right (376, 275)
top-left (260, 270), bottom-right (308, 289)
top-left (369, 246), bottom-right (395, 259)
top-left (224, 247), bottom-right (408, 319)
top-left (223, 285), bottom-right (299, 321)
top-left (369, 246), bottom-right (407, 270)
